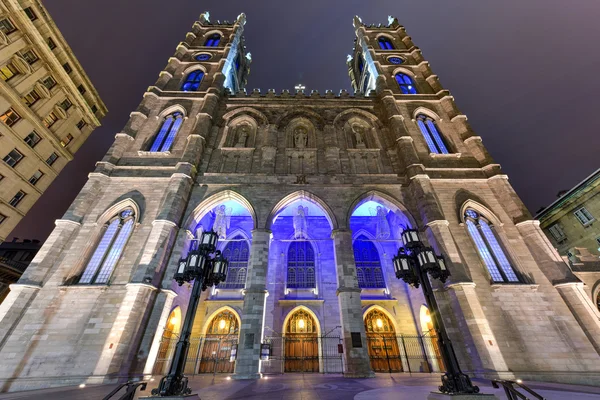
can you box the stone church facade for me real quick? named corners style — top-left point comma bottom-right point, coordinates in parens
top-left (0, 11), bottom-right (599, 392)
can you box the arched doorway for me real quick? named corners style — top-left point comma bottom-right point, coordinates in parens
top-left (364, 308), bottom-right (403, 372)
top-left (153, 307), bottom-right (182, 375)
top-left (198, 309), bottom-right (239, 373)
top-left (284, 308), bottom-right (319, 372)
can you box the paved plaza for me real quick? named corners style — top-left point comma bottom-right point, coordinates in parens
top-left (0, 374), bottom-right (599, 400)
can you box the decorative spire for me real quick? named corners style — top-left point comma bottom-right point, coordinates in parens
top-left (199, 11), bottom-right (210, 24)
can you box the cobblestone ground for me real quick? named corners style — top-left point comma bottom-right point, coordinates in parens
top-left (0, 374), bottom-right (599, 399)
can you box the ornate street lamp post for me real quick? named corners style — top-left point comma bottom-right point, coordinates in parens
top-left (152, 230), bottom-right (229, 397)
top-left (393, 229), bottom-right (479, 395)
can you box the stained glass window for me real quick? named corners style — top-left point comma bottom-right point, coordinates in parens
top-left (388, 57), bottom-right (403, 65)
top-left (416, 114), bottom-right (449, 154)
top-left (204, 33), bottom-right (221, 47)
top-left (378, 37), bottom-right (394, 50)
top-left (354, 235), bottom-right (386, 288)
top-left (220, 235), bottom-right (249, 289)
top-left (79, 208), bottom-right (135, 284)
top-left (287, 241), bottom-right (316, 289)
top-left (195, 54), bottom-right (211, 61)
top-left (465, 209), bottom-right (520, 283)
top-left (181, 70), bottom-right (204, 92)
top-left (149, 112), bottom-right (183, 152)
top-left (395, 73), bottom-right (417, 94)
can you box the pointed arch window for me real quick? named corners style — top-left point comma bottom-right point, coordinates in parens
top-left (220, 235), bottom-right (249, 289)
top-left (354, 235), bottom-right (385, 288)
top-left (395, 73), bottom-right (417, 94)
top-left (287, 241), bottom-right (316, 289)
top-left (378, 37), bottom-right (394, 50)
top-left (416, 114), bottom-right (449, 154)
top-left (204, 33), bottom-right (221, 47)
top-left (181, 70), bottom-right (204, 92)
top-left (149, 112), bottom-right (184, 152)
top-left (464, 209), bottom-right (520, 283)
top-left (79, 208), bottom-right (135, 284)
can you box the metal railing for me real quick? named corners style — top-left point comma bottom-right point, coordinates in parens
top-left (103, 380), bottom-right (147, 400)
top-left (491, 379), bottom-right (546, 400)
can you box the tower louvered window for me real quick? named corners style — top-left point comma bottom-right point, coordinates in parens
top-left (149, 112), bottom-right (183, 152)
top-left (416, 114), bottom-right (449, 154)
top-left (220, 235), bottom-right (249, 289)
top-left (204, 33), bottom-right (221, 47)
top-left (395, 73), bottom-right (417, 94)
top-left (465, 209), bottom-right (520, 283)
top-left (79, 208), bottom-right (135, 284)
top-left (287, 241), bottom-right (316, 289)
top-left (378, 37), bottom-right (394, 50)
top-left (181, 70), bottom-right (204, 92)
top-left (354, 235), bottom-right (385, 288)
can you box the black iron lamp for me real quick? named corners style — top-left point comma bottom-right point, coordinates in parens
top-left (152, 229), bottom-right (229, 397)
top-left (392, 229), bottom-right (479, 395)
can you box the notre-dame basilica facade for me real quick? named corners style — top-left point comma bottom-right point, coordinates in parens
top-left (0, 12), bottom-right (599, 392)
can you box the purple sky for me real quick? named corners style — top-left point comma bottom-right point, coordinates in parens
top-left (11, 0), bottom-right (600, 241)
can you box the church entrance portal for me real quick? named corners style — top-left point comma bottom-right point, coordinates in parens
top-left (284, 309), bottom-right (319, 372)
top-left (197, 310), bottom-right (239, 374)
top-left (364, 309), bottom-right (403, 372)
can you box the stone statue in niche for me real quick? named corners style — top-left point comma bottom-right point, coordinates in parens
top-left (370, 206), bottom-right (390, 239)
top-left (293, 205), bottom-right (309, 239)
top-left (352, 123), bottom-right (367, 148)
top-left (212, 205), bottom-right (232, 239)
top-left (293, 126), bottom-right (308, 149)
top-left (235, 123), bottom-right (251, 147)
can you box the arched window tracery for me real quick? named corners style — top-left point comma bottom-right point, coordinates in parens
top-left (287, 241), bottom-right (316, 289)
top-left (416, 114), bottom-right (449, 154)
top-left (364, 309), bottom-right (395, 334)
top-left (204, 33), bottom-right (221, 47)
top-left (464, 209), bottom-right (520, 283)
top-left (286, 309), bottom-right (317, 334)
top-left (181, 70), bottom-right (204, 92)
top-left (149, 111), bottom-right (183, 152)
top-left (395, 73), bottom-right (417, 94)
top-left (206, 310), bottom-right (239, 335)
top-left (353, 235), bottom-right (386, 288)
top-left (79, 208), bottom-right (135, 284)
top-left (378, 37), bottom-right (394, 50)
top-left (220, 235), bottom-right (249, 289)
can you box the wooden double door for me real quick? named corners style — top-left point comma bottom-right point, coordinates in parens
top-left (366, 334), bottom-right (403, 372)
top-left (284, 334), bottom-right (319, 372)
top-left (198, 335), bottom-right (237, 374)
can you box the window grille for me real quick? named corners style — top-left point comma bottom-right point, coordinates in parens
top-left (287, 241), bottom-right (316, 289)
top-left (354, 235), bottom-right (386, 288)
top-left (149, 112), bottom-right (184, 152)
top-left (416, 114), bottom-right (449, 154)
top-left (219, 236), bottom-right (249, 289)
top-left (395, 73), bottom-right (417, 94)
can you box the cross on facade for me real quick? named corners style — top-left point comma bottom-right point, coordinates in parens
top-left (295, 83), bottom-right (306, 93)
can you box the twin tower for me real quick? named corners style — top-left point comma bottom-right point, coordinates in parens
top-left (0, 11), bottom-right (599, 392)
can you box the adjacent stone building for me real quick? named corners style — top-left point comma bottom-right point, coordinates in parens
top-left (0, 237), bottom-right (40, 303)
top-left (0, 0), bottom-right (107, 242)
top-left (537, 168), bottom-right (600, 310)
top-left (0, 11), bottom-right (599, 393)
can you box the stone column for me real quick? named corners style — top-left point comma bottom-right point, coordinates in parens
top-left (233, 229), bottom-right (270, 379)
top-left (331, 229), bottom-right (374, 378)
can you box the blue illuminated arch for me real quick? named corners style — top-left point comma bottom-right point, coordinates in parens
top-left (149, 112), bottom-right (183, 152)
top-left (287, 241), bottom-right (316, 289)
top-left (204, 33), bottom-right (221, 47)
top-left (181, 70), bottom-right (204, 92)
top-left (353, 235), bottom-right (385, 288)
top-left (220, 235), bottom-right (249, 289)
top-left (395, 73), bottom-right (417, 94)
top-left (416, 114), bottom-right (449, 154)
top-left (378, 37), bottom-right (394, 50)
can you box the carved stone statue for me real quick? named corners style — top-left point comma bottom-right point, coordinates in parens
top-left (352, 123), bottom-right (366, 148)
top-left (370, 205), bottom-right (390, 239)
top-left (293, 126), bottom-right (308, 149)
top-left (293, 205), bottom-right (309, 239)
top-left (212, 205), bottom-right (231, 239)
top-left (235, 123), bottom-right (250, 147)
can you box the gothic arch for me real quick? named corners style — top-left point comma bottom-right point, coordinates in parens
top-left (458, 199), bottom-right (503, 226)
top-left (333, 108), bottom-right (382, 129)
top-left (352, 229), bottom-right (386, 259)
top-left (220, 114), bottom-right (258, 148)
top-left (182, 64), bottom-right (207, 77)
top-left (276, 108), bottom-right (325, 131)
top-left (192, 29), bottom-right (225, 46)
top-left (362, 304), bottom-right (399, 333)
top-left (347, 190), bottom-right (417, 229)
top-left (158, 104), bottom-right (188, 119)
top-left (186, 189), bottom-right (258, 231)
top-left (283, 117), bottom-right (317, 148)
top-left (266, 190), bottom-right (338, 230)
top-left (222, 107), bottom-right (268, 126)
top-left (411, 107), bottom-right (442, 122)
top-left (97, 198), bottom-right (141, 225)
top-left (200, 306), bottom-right (242, 335)
top-left (282, 305), bottom-right (322, 336)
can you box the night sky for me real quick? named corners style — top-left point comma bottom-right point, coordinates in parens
top-left (10, 0), bottom-right (600, 242)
